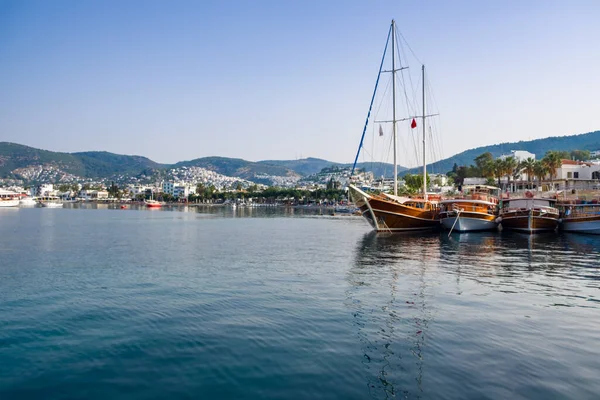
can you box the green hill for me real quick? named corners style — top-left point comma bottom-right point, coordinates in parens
top-left (0, 142), bottom-right (85, 177)
top-left (72, 151), bottom-right (165, 177)
top-left (403, 130), bottom-right (600, 175)
top-left (172, 156), bottom-right (298, 180)
top-left (0, 142), bottom-right (165, 181)
top-left (259, 158), bottom-right (407, 178)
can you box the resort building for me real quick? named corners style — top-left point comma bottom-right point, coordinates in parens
top-left (499, 150), bottom-right (535, 162)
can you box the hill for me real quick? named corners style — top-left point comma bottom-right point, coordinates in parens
top-left (403, 130), bottom-right (600, 175)
top-left (172, 156), bottom-right (299, 181)
top-left (259, 157), bottom-right (407, 178)
top-left (0, 142), bottom-right (301, 185)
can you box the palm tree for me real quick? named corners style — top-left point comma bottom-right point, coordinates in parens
top-left (542, 151), bottom-right (563, 190)
top-left (502, 157), bottom-right (518, 192)
top-left (533, 160), bottom-right (549, 191)
top-left (520, 157), bottom-right (536, 189)
top-left (493, 158), bottom-right (504, 189)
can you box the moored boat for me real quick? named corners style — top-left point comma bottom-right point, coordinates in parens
top-left (439, 185), bottom-right (500, 233)
top-left (498, 192), bottom-right (559, 233)
top-left (350, 187), bottom-right (440, 232)
top-left (19, 196), bottom-right (38, 206)
top-left (558, 202), bottom-right (600, 234)
top-left (145, 199), bottom-right (162, 208)
top-left (348, 20), bottom-right (441, 232)
top-left (38, 196), bottom-right (64, 208)
top-left (0, 189), bottom-right (20, 207)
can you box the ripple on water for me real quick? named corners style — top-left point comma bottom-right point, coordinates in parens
top-left (1, 209), bottom-right (599, 399)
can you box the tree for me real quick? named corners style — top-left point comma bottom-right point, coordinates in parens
top-left (57, 184), bottom-right (71, 193)
top-left (570, 149), bottom-right (590, 161)
top-left (474, 152), bottom-right (494, 178)
top-left (542, 151), bottom-right (562, 189)
top-left (502, 157), bottom-right (518, 192)
top-left (403, 173), bottom-right (430, 193)
top-left (533, 160), bottom-right (549, 190)
top-left (493, 158), bottom-right (504, 189)
top-left (107, 181), bottom-right (120, 198)
top-left (520, 157), bottom-right (536, 189)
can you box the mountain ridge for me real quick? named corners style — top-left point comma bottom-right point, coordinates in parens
top-left (1, 129), bottom-right (599, 184)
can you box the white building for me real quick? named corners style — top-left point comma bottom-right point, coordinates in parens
top-left (79, 190), bottom-right (109, 200)
top-left (556, 160), bottom-right (600, 181)
top-left (36, 184), bottom-right (55, 196)
top-left (163, 181), bottom-right (196, 198)
top-left (500, 150), bottom-right (535, 162)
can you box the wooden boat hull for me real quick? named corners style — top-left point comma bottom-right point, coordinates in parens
top-left (354, 195), bottom-right (439, 232)
top-left (440, 212), bottom-right (498, 232)
top-left (561, 215), bottom-right (600, 234)
top-left (500, 210), bottom-right (559, 233)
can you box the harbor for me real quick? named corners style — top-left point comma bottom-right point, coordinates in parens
top-left (1, 205), bottom-right (598, 399)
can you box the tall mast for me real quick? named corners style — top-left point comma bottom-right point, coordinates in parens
top-left (422, 65), bottom-right (427, 201)
top-left (392, 20), bottom-right (398, 196)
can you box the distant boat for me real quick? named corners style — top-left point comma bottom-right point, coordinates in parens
top-left (38, 196), bottom-right (64, 208)
top-left (19, 196), bottom-right (38, 207)
top-left (145, 199), bottom-right (162, 208)
top-left (0, 189), bottom-right (19, 207)
top-left (439, 185), bottom-right (500, 233)
top-left (498, 192), bottom-right (559, 233)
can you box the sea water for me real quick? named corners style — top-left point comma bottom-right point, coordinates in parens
top-left (0, 206), bottom-right (599, 399)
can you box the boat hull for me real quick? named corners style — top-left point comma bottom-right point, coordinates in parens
top-left (41, 203), bottom-right (64, 208)
top-left (440, 212), bottom-right (498, 232)
top-left (500, 210), bottom-right (559, 233)
top-left (0, 199), bottom-right (20, 207)
top-left (561, 216), bottom-right (600, 234)
top-left (352, 192), bottom-right (439, 232)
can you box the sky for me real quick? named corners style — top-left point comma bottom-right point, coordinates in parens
top-left (1, 0), bottom-right (599, 167)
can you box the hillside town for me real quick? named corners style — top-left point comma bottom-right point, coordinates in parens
top-left (3, 149), bottom-right (600, 204)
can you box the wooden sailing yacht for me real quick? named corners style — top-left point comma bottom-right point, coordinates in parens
top-left (348, 20), bottom-right (440, 232)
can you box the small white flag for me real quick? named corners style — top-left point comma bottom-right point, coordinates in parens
top-left (379, 125), bottom-right (384, 136)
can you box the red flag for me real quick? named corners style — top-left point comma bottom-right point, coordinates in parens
top-left (411, 118), bottom-right (417, 129)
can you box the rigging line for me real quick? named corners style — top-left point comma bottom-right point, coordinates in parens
top-left (351, 23), bottom-right (392, 177)
top-left (395, 31), bottom-right (418, 119)
top-left (395, 28), bottom-right (420, 116)
top-left (397, 30), bottom-right (423, 66)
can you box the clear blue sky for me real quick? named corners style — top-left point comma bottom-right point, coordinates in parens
top-left (1, 0), bottom-right (599, 166)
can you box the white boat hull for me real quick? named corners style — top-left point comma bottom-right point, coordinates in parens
top-left (561, 220), bottom-right (600, 234)
top-left (41, 203), bottom-right (64, 208)
top-left (19, 198), bottom-right (37, 207)
top-left (441, 216), bottom-right (498, 232)
top-left (0, 199), bottom-right (20, 207)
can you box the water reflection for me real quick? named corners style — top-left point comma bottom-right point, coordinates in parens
top-left (347, 231), bottom-right (600, 398)
top-left (347, 232), bottom-right (440, 398)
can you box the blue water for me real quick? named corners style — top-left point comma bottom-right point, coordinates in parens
top-left (1, 206), bottom-right (599, 399)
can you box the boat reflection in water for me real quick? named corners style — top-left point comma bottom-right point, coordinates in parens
top-left (347, 231), bottom-right (440, 398)
top-left (347, 230), bottom-right (600, 398)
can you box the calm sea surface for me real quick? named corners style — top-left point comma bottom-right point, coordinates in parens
top-left (1, 205), bottom-right (599, 399)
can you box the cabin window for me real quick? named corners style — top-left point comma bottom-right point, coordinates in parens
top-left (567, 172), bottom-right (572, 178)
top-left (574, 172), bottom-right (579, 178)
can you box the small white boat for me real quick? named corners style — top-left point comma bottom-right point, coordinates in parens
top-left (19, 197), bottom-right (38, 207)
top-left (38, 196), bottom-right (64, 208)
top-left (0, 189), bottom-right (20, 207)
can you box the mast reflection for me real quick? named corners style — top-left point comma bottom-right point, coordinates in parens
top-left (347, 232), bottom-right (440, 398)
